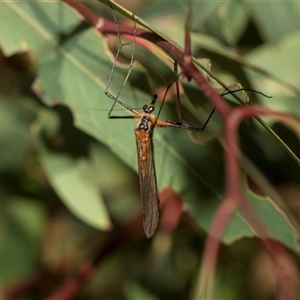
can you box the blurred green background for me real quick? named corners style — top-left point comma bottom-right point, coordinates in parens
top-left (0, 1), bottom-right (299, 299)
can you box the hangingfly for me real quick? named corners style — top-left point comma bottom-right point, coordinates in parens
top-left (105, 87), bottom-right (216, 238)
top-left (105, 0), bottom-right (270, 238)
top-left (105, 83), bottom-right (269, 238)
top-left (104, 0), bottom-right (215, 237)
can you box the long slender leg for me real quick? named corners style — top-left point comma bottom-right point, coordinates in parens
top-left (154, 63), bottom-right (215, 132)
top-left (169, 86), bottom-right (270, 132)
top-left (221, 87), bottom-right (271, 98)
top-left (105, 91), bottom-right (140, 118)
top-left (159, 84), bottom-right (271, 132)
top-left (173, 62), bottom-right (183, 125)
top-left (105, 1), bottom-right (137, 118)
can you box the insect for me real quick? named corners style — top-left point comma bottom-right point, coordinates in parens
top-left (105, 76), bottom-right (217, 238)
top-left (105, 1), bottom-right (271, 238)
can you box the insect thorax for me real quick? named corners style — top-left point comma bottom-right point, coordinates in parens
top-left (136, 115), bottom-right (155, 133)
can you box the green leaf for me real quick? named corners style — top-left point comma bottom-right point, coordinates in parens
top-left (247, 189), bottom-right (300, 250)
top-left (249, 1), bottom-right (300, 43)
top-left (31, 109), bottom-right (111, 230)
top-left (191, 1), bottom-right (249, 44)
top-left (246, 32), bottom-right (300, 97)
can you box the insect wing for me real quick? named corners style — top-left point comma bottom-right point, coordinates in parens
top-left (134, 129), bottom-right (160, 238)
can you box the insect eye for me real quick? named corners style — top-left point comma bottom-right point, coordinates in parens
top-left (143, 105), bottom-right (154, 113)
top-left (148, 106), bottom-right (154, 113)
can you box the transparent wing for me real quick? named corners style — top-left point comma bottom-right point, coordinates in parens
top-left (135, 129), bottom-right (159, 238)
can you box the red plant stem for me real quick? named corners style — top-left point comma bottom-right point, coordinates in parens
top-left (198, 198), bottom-right (235, 297)
top-left (199, 106), bottom-right (297, 298)
top-left (225, 106), bottom-right (291, 234)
